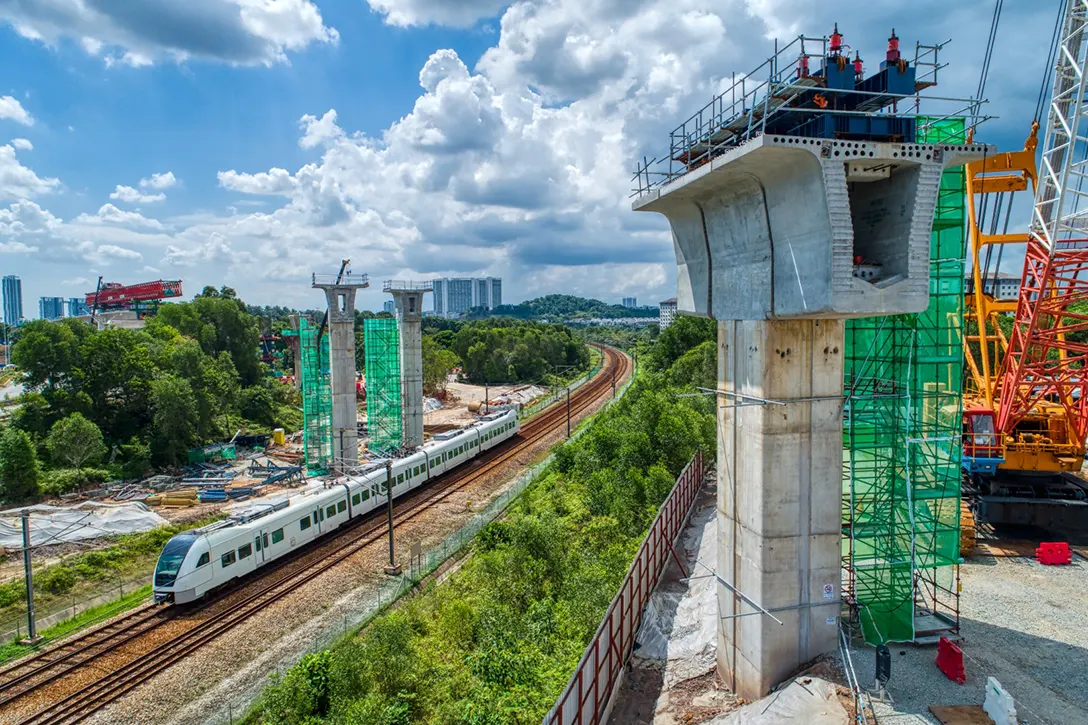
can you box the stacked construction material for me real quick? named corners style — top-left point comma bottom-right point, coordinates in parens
top-left (146, 489), bottom-right (198, 507)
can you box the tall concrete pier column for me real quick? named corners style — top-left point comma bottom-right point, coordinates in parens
top-left (313, 270), bottom-right (369, 470)
top-left (717, 319), bottom-right (843, 700)
top-left (635, 134), bottom-right (989, 699)
top-left (384, 281), bottom-right (432, 449)
top-left (286, 315), bottom-right (302, 389)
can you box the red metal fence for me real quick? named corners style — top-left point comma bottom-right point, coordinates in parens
top-left (543, 450), bottom-right (709, 725)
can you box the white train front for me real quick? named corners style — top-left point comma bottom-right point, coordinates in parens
top-left (153, 410), bottom-right (519, 604)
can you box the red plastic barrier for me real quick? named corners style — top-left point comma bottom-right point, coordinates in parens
top-left (1036, 542), bottom-right (1072, 566)
top-left (936, 636), bottom-right (966, 685)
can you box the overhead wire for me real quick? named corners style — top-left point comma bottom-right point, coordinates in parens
top-left (1036, 0), bottom-right (1068, 124)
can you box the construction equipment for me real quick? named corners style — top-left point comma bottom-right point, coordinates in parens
top-left (84, 279), bottom-right (183, 311)
top-left (963, 0), bottom-right (1088, 530)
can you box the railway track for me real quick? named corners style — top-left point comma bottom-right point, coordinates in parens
top-left (0, 345), bottom-right (630, 725)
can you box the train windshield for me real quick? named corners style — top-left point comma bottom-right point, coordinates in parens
top-left (155, 535), bottom-right (197, 587)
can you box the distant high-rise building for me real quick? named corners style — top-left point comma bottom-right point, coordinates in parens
top-left (622, 297), bottom-right (637, 308)
top-left (39, 296), bottom-right (65, 321)
top-left (383, 300), bottom-right (395, 314)
top-left (67, 298), bottom-right (91, 317)
top-left (432, 279), bottom-right (446, 316)
top-left (2, 276), bottom-right (22, 326)
top-left (431, 277), bottom-right (503, 317)
top-left (659, 298), bottom-right (678, 329)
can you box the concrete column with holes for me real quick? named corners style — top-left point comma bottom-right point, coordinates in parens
top-left (386, 282), bottom-right (431, 449)
top-left (634, 135), bottom-right (989, 700)
top-left (313, 275), bottom-right (369, 470)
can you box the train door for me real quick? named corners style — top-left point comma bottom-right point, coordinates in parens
top-left (255, 532), bottom-right (265, 563)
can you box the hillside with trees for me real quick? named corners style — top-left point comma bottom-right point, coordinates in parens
top-left (483, 294), bottom-right (659, 321)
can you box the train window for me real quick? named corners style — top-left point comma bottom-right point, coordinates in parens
top-left (254, 537), bottom-right (262, 552)
top-left (337, 500), bottom-right (347, 513)
top-left (352, 493), bottom-right (361, 505)
top-left (414, 465), bottom-right (421, 475)
top-left (238, 543), bottom-right (252, 559)
top-left (221, 551), bottom-right (236, 567)
top-left (300, 516), bottom-right (311, 530)
top-left (196, 552), bottom-right (210, 567)
top-left (318, 508), bottom-right (324, 521)
top-left (272, 528), bottom-right (284, 544)
top-left (397, 473), bottom-right (404, 484)
top-left (325, 505), bottom-right (335, 518)
top-left (362, 489), bottom-right (370, 502)
top-left (442, 452), bottom-right (447, 462)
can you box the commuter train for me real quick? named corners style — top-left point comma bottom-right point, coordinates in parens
top-left (153, 409), bottom-right (520, 604)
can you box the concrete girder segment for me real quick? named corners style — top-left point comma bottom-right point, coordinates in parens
top-left (632, 135), bottom-right (990, 320)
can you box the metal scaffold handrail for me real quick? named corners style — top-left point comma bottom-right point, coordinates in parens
top-left (630, 29), bottom-right (988, 197)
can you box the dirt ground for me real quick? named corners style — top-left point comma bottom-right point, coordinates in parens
top-left (424, 381), bottom-right (549, 429)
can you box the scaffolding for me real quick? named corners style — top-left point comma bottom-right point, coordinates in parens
top-left (842, 117), bottom-right (966, 645)
top-left (364, 318), bottom-right (402, 456)
top-left (300, 317), bottom-right (332, 473)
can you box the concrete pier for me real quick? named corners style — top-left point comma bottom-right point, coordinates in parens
top-left (635, 136), bottom-right (990, 699)
top-left (716, 319), bottom-right (843, 701)
top-left (313, 271), bottom-right (369, 470)
top-left (385, 281), bottom-right (432, 450)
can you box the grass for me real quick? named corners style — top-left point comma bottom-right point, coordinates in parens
top-left (0, 515), bottom-right (220, 632)
top-left (0, 585), bottom-right (153, 665)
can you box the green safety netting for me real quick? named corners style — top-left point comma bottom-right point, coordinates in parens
top-left (843, 117), bottom-right (966, 644)
top-left (300, 317), bottom-right (333, 473)
top-left (364, 318), bottom-right (403, 456)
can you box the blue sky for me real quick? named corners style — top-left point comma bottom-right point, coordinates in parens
top-left (0, 0), bottom-right (1052, 316)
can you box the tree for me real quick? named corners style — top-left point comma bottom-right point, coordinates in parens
top-left (47, 413), bottom-right (106, 469)
top-left (422, 336), bottom-right (459, 395)
top-left (0, 428), bottom-right (40, 501)
top-left (150, 375), bottom-right (199, 465)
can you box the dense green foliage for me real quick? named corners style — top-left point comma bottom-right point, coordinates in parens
top-left (444, 320), bottom-right (589, 385)
top-left (7, 291), bottom-right (302, 495)
top-left (257, 318), bottom-right (716, 724)
top-left (486, 294), bottom-right (659, 321)
top-left (46, 413), bottom-right (106, 470)
top-left (422, 337), bottom-right (459, 395)
top-left (0, 427), bottom-right (40, 501)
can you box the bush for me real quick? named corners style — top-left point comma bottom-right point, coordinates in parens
top-left (37, 566), bottom-right (76, 595)
top-left (40, 468), bottom-right (111, 497)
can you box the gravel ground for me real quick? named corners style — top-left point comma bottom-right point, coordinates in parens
top-left (852, 556), bottom-right (1088, 725)
top-left (74, 353), bottom-right (631, 725)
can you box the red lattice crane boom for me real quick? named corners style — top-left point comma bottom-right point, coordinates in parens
top-left (84, 279), bottom-right (183, 310)
top-left (995, 1), bottom-right (1088, 449)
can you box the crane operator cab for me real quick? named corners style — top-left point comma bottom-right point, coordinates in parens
top-left (962, 408), bottom-right (1003, 476)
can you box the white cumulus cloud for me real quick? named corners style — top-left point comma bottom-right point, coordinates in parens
top-left (10, 138), bottom-right (32, 151)
top-left (0, 96), bottom-right (33, 126)
top-left (140, 171), bottom-right (177, 190)
top-left (367, 0), bottom-right (508, 27)
top-left (0, 144), bottom-right (59, 200)
top-left (0, 0), bottom-right (338, 67)
top-left (110, 185), bottom-right (166, 204)
top-left (0, 1), bottom-right (1049, 309)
